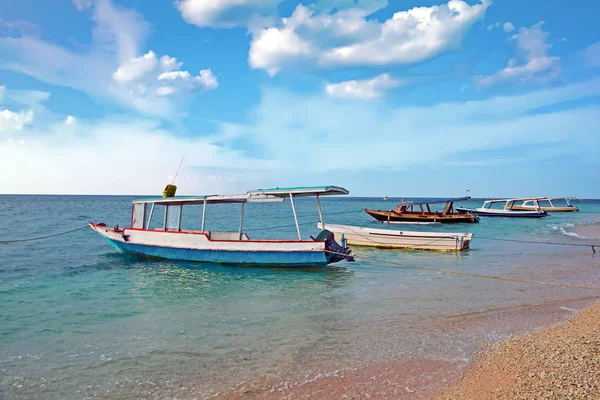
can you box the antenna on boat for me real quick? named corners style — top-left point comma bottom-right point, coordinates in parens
top-left (163, 156), bottom-right (185, 198)
top-left (173, 156), bottom-right (185, 184)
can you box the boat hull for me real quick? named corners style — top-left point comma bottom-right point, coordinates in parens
top-left (456, 207), bottom-right (548, 218)
top-left (364, 209), bottom-right (478, 224)
top-left (90, 223), bottom-right (348, 266)
top-left (319, 223), bottom-right (472, 251)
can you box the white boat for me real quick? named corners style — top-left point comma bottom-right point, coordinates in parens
top-left (507, 197), bottom-right (579, 212)
top-left (317, 223), bottom-right (473, 251)
top-left (89, 186), bottom-right (354, 267)
top-left (456, 198), bottom-right (548, 218)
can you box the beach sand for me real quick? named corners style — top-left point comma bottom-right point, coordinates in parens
top-left (568, 221), bottom-right (600, 239)
top-left (440, 301), bottom-right (600, 399)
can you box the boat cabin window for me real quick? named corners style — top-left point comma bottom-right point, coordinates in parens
top-left (131, 203), bottom-right (147, 229)
top-left (484, 201), bottom-right (506, 210)
top-left (538, 200), bottom-right (550, 208)
top-left (165, 204), bottom-right (182, 231)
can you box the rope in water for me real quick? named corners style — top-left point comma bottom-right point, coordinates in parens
top-left (325, 249), bottom-right (600, 290)
top-left (0, 225), bottom-right (89, 243)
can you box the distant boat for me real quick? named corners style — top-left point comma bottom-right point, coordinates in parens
top-left (383, 196), bottom-right (389, 201)
top-left (507, 197), bottom-right (579, 212)
top-left (456, 198), bottom-right (548, 218)
top-left (364, 197), bottom-right (479, 224)
top-left (89, 186), bottom-right (354, 266)
top-left (318, 223), bottom-right (473, 251)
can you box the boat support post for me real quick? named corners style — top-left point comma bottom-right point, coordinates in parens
top-left (178, 205), bottom-right (183, 232)
top-left (146, 203), bottom-right (155, 229)
top-left (163, 205), bottom-right (168, 230)
top-left (316, 195), bottom-right (324, 225)
top-left (239, 202), bottom-right (245, 240)
top-left (289, 193), bottom-right (302, 240)
top-left (201, 199), bottom-right (206, 231)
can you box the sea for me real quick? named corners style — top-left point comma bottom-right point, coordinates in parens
top-left (1, 196), bottom-right (599, 399)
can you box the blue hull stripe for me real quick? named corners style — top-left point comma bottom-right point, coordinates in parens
top-left (107, 239), bottom-right (330, 266)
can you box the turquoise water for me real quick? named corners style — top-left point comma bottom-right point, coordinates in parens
top-left (1, 196), bottom-right (599, 399)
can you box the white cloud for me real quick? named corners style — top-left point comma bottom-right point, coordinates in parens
top-left (1, 79), bottom-right (599, 194)
top-left (218, 78), bottom-right (600, 174)
top-left (557, 37), bottom-right (567, 42)
top-left (325, 73), bottom-right (401, 99)
top-left (248, 0), bottom-right (490, 74)
top-left (0, 115), bottom-right (279, 195)
top-left (65, 115), bottom-right (76, 125)
top-left (112, 50), bottom-right (218, 97)
top-left (113, 50), bottom-right (158, 82)
top-left (582, 42), bottom-right (600, 67)
top-left (0, 0), bottom-right (216, 119)
top-left (0, 109), bottom-right (33, 132)
top-left (72, 0), bottom-right (93, 11)
top-left (486, 22), bottom-right (499, 31)
top-left (478, 21), bottom-right (560, 87)
top-left (176, 0), bottom-right (283, 28)
top-left (503, 22), bottom-right (515, 32)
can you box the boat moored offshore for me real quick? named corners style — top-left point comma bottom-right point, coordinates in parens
top-left (89, 186), bottom-right (354, 266)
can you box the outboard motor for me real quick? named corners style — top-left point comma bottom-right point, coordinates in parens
top-left (315, 229), bottom-right (354, 263)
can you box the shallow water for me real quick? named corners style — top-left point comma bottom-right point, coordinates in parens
top-left (1, 196), bottom-right (599, 399)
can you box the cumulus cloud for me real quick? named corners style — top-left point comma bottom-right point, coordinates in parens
top-left (176, 0), bottom-right (284, 28)
top-left (248, 0), bottom-right (490, 74)
top-left (112, 51), bottom-right (218, 96)
top-left (0, 0), bottom-right (217, 119)
top-left (503, 22), bottom-right (515, 32)
top-left (113, 51), bottom-right (158, 82)
top-left (325, 73), bottom-right (401, 99)
top-left (478, 22), bottom-right (560, 87)
top-left (0, 109), bottom-right (34, 132)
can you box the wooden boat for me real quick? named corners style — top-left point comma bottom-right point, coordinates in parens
top-left (89, 186), bottom-right (354, 266)
top-left (456, 198), bottom-right (548, 218)
top-left (507, 197), bottom-right (579, 212)
top-left (318, 223), bottom-right (473, 251)
top-left (364, 197), bottom-right (479, 224)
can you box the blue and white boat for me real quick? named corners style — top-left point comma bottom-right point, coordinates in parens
top-left (89, 186), bottom-right (354, 266)
top-left (456, 198), bottom-right (549, 218)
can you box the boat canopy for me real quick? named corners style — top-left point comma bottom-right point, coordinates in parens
top-left (132, 193), bottom-right (283, 206)
top-left (483, 197), bottom-right (545, 204)
top-left (397, 196), bottom-right (470, 206)
top-left (250, 185), bottom-right (349, 198)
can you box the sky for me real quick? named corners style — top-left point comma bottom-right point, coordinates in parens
top-left (0, 0), bottom-right (599, 197)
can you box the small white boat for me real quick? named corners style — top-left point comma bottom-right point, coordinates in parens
top-left (89, 186), bottom-right (354, 267)
top-left (507, 197), bottom-right (579, 213)
top-left (456, 198), bottom-right (548, 218)
top-left (318, 223), bottom-right (473, 251)
top-left (383, 196), bottom-right (389, 201)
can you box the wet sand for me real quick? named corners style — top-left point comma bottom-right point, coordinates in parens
top-left (440, 300), bottom-right (600, 399)
top-left (213, 296), bottom-right (600, 399)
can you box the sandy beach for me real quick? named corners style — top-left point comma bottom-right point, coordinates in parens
top-left (440, 301), bottom-right (600, 399)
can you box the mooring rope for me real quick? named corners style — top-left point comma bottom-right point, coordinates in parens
top-left (325, 249), bottom-right (600, 291)
top-left (0, 225), bottom-right (89, 243)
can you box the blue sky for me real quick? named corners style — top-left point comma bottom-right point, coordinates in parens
top-left (0, 0), bottom-right (599, 197)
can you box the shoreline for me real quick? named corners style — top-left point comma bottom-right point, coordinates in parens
top-left (213, 295), bottom-right (600, 399)
top-left (439, 299), bottom-right (600, 399)
top-left (567, 221), bottom-right (600, 240)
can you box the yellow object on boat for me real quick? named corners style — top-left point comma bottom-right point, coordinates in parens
top-left (163, 184), bottom-right (177, 198)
